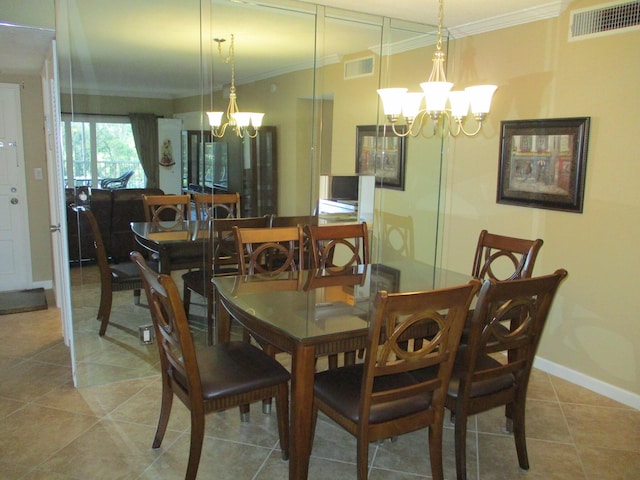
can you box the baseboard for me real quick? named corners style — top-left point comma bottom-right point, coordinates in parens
top-left (32, 280), bottom-right (53, 290)
top-left (534, 356), bottom-right (640, 410)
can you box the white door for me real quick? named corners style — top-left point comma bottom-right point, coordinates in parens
top-left (0, 83), bottom-right (32, 291)
top-left (43, 42), bottom-right (75, 357)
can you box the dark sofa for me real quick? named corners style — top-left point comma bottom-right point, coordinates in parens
top-left (66, 187), bottom-right (164, 263)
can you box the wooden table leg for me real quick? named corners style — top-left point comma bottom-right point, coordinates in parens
top-left (216, 292), bottom-right (231, 344)
top-left (289, 344), bottom-right (316, 480)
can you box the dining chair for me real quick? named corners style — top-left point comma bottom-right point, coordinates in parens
top-left (130, 251), bottom-right (290, 480)
top-left (192, 192), bottom-right (241, 220)
top-left (460, 229), bottom-right (545, 345)
top-left (74, 206), bottom-right (156, 336)
top-left (306, 222), bottom-right (370, 368)
top-left (311, 280), bottom-right (480, 480)
top-left (99, 169), bottom-right (134, 189)
top-left (306, 222), bottom-right (369, 269)
top-left (142, 194), bottom-right (191, 223)
top-left (472, 229), bottom-right (543, 281)
top-left (181, 215), bottom-right (271, 345)
top-left (443, 269), bottom-right (568, 480)
top-left (234, 225), bottom-right (304, 275)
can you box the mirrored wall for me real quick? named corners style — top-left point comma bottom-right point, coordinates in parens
top-left (56, 0), bottom-right (445, 387)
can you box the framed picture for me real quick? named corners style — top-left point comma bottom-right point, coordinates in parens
top-left (370, 264), bottom-right (401, 294)
top-left (356, 125), bottom-right (406, 190)
top-left (497, 117), bottom-right (590, 213)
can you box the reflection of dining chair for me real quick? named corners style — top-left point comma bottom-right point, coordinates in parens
top-left (442, 270), bottom-right (567, 480)
top-left (307, 222), bottom-right (370, 367)
top-left (142, 194), bottom-right (191, 223)
top-left (181, 215), bottom-right (271, 345)
top-left (270, 214), bottom-right (318, 268)
top-left (100, 169), bottom-right (134, 189)
top-left (74, 206), bottom-right (156, 336)
top-left (306, 222), bottom-right (369, 269)
top-left (192, 192), bottom-right (241, 220)
top-left (472, 230), bottom-right (543, 281)
top-left (303, 265), bottom-right (367, 291)
top-left (130, 252), bottom-right (290, 480)
top-left (312, 281), bottom-right (480, 480)
top-left (234, 225), bottom-right (304, 275)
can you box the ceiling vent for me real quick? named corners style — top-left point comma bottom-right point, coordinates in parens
top-left (344, 56), bottom-right (374, 80)
top-left (569, 0), bottom-right (640, 41)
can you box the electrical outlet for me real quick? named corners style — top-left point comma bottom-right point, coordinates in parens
top-left (34, 168), bottom-right (43, 180)
top-left (139, 325), bottom-right (154, 345)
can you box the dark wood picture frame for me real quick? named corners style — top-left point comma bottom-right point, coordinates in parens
top-left (355, 125), bottom-right (406, 190)
top-left (370, 263), bottom-right (401, 294)
top-left (497, 117), bottom-right (590, 213)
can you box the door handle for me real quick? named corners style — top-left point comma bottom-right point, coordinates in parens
top-left (50, 224), bottom-right (61, 233)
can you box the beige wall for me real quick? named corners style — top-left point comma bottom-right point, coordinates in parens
top-left (440, 0), bottom-right (640, 398)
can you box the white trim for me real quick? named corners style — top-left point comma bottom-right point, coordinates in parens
top-left (534, 356), bottom-right (640, 410)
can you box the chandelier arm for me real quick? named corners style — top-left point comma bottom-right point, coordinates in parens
top-left (390, 122), bottom-right (412, 137)
top-left (454, 118), bottom-right (484, 137)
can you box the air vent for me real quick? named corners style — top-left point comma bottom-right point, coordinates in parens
top-left (570, 0), bottom-right (640, 41)
top-left (344, 56), bottom-right (374, 80)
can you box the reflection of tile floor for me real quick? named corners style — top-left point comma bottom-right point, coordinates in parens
top-left (0, 279), bottom-right (638, 479)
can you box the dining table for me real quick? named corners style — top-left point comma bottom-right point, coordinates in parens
top-left (131, 220), bottom-right (210, 274)
top-left (213, 260), bottom-right (471, 480)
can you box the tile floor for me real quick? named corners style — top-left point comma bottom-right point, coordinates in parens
top-left (0, 280), bottom-right (638, 479)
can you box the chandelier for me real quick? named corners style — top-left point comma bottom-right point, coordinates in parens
top-left (377, 0), bottom-right (496, 138)
top-left (207, 34), bottom-right (264, 138)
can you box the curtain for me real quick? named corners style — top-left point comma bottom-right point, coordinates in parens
top-left (129, 113), bottom-right (159, 188)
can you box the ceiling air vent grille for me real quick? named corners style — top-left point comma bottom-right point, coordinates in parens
top-left (570, 0), bottom-right (640, 41)
top-left (344, 56), bottom-right (374, 80)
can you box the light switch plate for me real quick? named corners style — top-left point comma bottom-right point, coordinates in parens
top-left (139, 325), bottom-right (154, 345)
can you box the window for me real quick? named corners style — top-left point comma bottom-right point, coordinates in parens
top-left (61, 114), bottom-right (146, 188)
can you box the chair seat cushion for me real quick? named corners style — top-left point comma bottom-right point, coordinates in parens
top-left (189, 342), bottom-right (290, 400)
top-left (110, 259), bottom-right (158, 282)
top-left (182, 269), bottom-right (208, 293)
top-left (447, 354), bottom-right (515, 399)
top-left (314, 364), bottom-right (434, 424)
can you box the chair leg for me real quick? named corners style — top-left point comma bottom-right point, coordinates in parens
top-left (453, 409), bottom-right (469, 480)
top-left (428, 421), bottom-right (445, 480)
top-left (512, 400), bottom-right (530, 470)
top-left (97, 287), bottom-right (112, 336)
top-left (133, 289), bottom-right (141, 305)
top-left (239, 403), bottom-right (250, 422)
top-left (275, 383), bottom-right (290, 461)
top-left (152, 379), bottom-right (174, 448)
top-left (356, 436), bottom-right (370, 480)
top-left (185, 409), bottom-right (205, 480)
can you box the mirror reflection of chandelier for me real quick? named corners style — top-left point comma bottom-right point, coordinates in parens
top-left (377, 0), bottom-right (497, 138)
top-left (207, 34), bottom-right (264, 138)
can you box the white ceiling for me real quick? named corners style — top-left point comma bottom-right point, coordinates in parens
top-left (0, 0), bottom-right (571, 96)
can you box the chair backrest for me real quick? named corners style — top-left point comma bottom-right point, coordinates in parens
top-left (100, 169), bottom-right (134, 189)
top-left (361, 281), bottom-right (480, 425)
top-left (472, 230), bottom-right (543, 281)
top-left (306, 222), bottom-right (369, 269)
top-left (212, 215), bottom-right (272, 274)
top-left (459, 269), bottom-right (568, 407)
top-left (142, 194), bottom-right (191, 223)
top-left (130, 251), bottom-right (201, 403)
top-left (73, 206), bottom-right (112, 286)
top-left (193, 192), bottom-right (241, 220)
top-left (303, 265), bottom-right (366, 291)
top-left (234, 225), bottom-right (304, 274)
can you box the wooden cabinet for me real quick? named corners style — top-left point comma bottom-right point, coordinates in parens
top-left (182, 127), bottom-right (277, 218)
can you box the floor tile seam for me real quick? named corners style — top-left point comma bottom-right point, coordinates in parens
top-left (251, 441), bottom-right (282, 480)
top-left (575, 443), bottom-right (640, 454)
top-left (201, 431), bottom-right (282, 451)
top-left (18, 356), bottom-right (74, 370)
top-left (476, 430), bottom-right (576, 447)
top-left (75, 372), bottom-right (160, 392)
top-left (101, 413), bottom-right (189, 433)
top-left (369, 464), bottom-right (431, 478)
